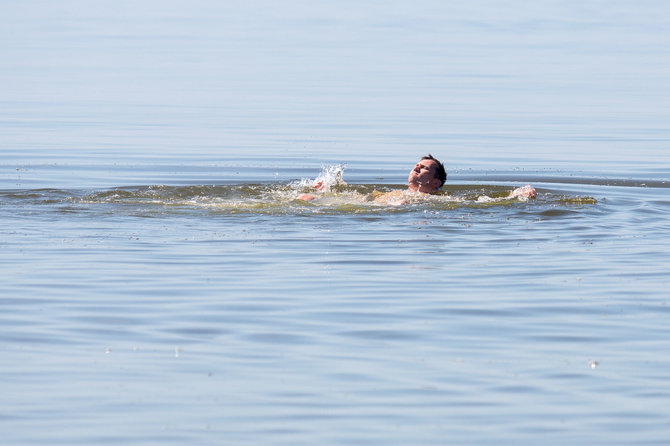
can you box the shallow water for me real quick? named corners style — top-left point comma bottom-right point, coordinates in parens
top-left (2, 1), bottom-right (670, 445)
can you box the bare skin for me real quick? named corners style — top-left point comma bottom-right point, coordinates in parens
top-left (407, 158), bottom-right (443, 194)
top-left (508, 184), bottom-right (537, 199)
top-left (370, 158), bottom-right (445, 205)
top-left (297, 159), bottom-right (536, 203)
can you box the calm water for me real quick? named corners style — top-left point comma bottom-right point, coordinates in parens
top-left (2, 1), bottom-right (670, 445)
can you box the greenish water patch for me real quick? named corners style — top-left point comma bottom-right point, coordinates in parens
top-left (1, 183), bottom-right (601, 216)
top-left (558, 196), bottom-right (598, 205)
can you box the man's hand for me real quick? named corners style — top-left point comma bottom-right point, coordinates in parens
top-left (509, 185), bottom-right (537, 199)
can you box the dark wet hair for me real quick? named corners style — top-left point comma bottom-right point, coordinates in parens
top-left (422, 154), bottom-right (447, 188)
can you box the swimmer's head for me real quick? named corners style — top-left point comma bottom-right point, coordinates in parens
top-left (408, 154), bottom-right (446, 193)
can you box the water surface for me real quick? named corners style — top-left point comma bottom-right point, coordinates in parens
top-left (2, 1), bottom-right (670, 445)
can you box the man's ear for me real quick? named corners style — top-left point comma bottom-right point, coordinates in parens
top-left (430, 177), bottom-right (442, 189)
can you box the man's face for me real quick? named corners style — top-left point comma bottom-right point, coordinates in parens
top-left (408, 159), bottom-right (441, 191)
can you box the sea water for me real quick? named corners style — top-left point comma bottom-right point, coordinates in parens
top-left (2, 1), bottom-right (670, 445)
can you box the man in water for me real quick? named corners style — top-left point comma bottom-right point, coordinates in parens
top-left (298, 154), bottom-right (536, 203)
top-left (408, 154), bottom-right (447, 194)
top-left (368, 154), bottom-right (447, 205)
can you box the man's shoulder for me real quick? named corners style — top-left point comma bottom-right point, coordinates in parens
top-left (372, 189), bottom-right (410, 205)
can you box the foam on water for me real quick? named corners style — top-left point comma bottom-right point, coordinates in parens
top-left (307, 163), bottom-right (348, 192)
top-left (0, 165), bottom-right (605, 216)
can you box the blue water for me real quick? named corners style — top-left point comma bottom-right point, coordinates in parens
top-left (2, 1), bottom-right (670, 445)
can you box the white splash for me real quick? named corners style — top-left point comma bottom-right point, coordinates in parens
top-left (309, 164), bottom-right (347, 192)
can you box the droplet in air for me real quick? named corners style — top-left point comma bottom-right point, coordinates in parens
top-left (589, 360), bottom-right (599, 369)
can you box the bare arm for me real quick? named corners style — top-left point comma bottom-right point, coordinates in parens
top-left (508, 185), bottom-right (537, 199)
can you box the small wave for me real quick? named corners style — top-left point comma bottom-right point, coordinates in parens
top-left (1, 165), bottom-right (605, 215)
top-left (558, 196), bottom-right (598, 205)
top-left (1, 184), bottom-right (595, 216)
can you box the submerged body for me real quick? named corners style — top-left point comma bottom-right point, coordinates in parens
top-left (298, 156), bottom-right (536, 204)
top-left (369, 185), bottom-right (536, 206)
